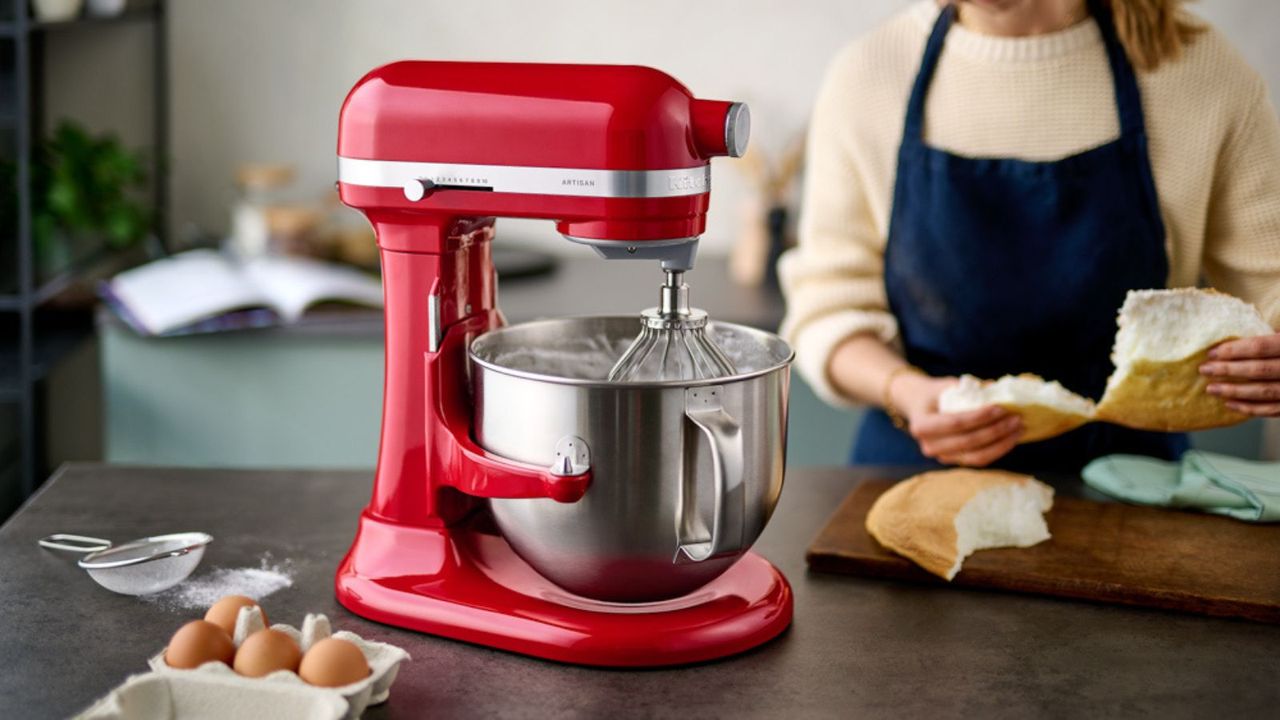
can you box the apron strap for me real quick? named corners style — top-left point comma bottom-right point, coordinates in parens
top-left (902, 3), bottom-right (956, 142)
top-left (1089, 0), bottom-right (1147, 138)
top-left (903, 0), bottom-right (1146, 142)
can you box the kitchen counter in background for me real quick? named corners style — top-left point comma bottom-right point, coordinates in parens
top-left (98, 255), bottom-right (1273, 471)
top-left (98, 256), bottom-right (863, 469)
top-left (2, 463), bottom-right (1276, 719)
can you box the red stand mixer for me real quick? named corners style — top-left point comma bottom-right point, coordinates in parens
top-left (334, 61), bottom-right (793, 666)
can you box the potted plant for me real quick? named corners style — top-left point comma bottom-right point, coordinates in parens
top-left (32, 121), bottom-right (152, 276)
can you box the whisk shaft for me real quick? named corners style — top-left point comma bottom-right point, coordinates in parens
top-left (608, 271), bottom-right (738, 382)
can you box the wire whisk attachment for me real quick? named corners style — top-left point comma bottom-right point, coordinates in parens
top-left (608, 271), bottom-right (738, 382)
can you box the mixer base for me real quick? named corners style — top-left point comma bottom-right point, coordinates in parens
top-left (335, 511), bottom-right (793, 667)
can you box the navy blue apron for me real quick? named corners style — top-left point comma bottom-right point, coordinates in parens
top-left (853, 0), bottom-right (1188, 473)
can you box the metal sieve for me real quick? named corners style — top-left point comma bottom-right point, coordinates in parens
top-left (39, 532), bottom-right (213, 595)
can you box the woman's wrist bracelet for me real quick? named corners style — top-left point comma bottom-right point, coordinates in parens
top-left (883, 364), bottom-right (922, 430)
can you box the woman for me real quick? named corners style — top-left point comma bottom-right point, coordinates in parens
top-left (780, 0), bottom-right (1280, 471)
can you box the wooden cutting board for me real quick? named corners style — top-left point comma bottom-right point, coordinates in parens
top-left (807, 480), bottom-right (1280, 623)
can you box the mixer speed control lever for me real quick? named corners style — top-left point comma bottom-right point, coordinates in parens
top-left (402, 178), bottom-right (436, 202)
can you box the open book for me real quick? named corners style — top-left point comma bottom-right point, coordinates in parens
top-left (101, 250), bottom-right (383, 336)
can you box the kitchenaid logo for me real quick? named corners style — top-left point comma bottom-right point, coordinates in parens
top-left (669, 174), bottom-right (708, 192)
top-left (435, 175), bottom-right (489, 186)
top-left (562, 178), bottom-right (596, 187)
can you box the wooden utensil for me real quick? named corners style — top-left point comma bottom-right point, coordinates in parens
top-left (807, 480), bottom-right (1280, 623)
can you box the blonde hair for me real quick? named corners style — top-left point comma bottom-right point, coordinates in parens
top-left (1106, 0), bottom-right (1204, 72)
top-left (947, 1), bottom-right (1205, 72)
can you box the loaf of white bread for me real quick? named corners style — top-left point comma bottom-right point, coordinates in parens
top-left (1094, 289), bottom-right (1273, 430)
top-left (938, 289), bottom-right (1274, 442)
top-left (939, 374), bottom-right (1095, 443)
top-left (866, 469), bottom-right (1054, 580)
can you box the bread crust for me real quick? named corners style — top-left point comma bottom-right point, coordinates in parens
top-left (999, 402), bottom-right (1091, 443)
top-left (865, 469), bottom-right (1047, 580)
top-left (1094, 348), bottom-right (1251, 431)
top-left (940, 373), bottom-right (1095, 444)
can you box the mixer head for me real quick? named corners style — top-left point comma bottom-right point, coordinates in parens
top-left (608, 270), bottom-right (738, 382)
top-left (336, 62), bottom-right (750, 257)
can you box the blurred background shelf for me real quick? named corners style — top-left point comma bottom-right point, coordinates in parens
top-left (0, 0), bottom-right (166, 511)
top-left (0, 243), bottom-right (143, 310)
top-left (0, 311), bottom-right (94, 396)
top-left (0, 6), bottom-right (157, 35)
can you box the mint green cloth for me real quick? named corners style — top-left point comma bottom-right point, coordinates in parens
top-left (1082, 451), bottom-right (1280, 522)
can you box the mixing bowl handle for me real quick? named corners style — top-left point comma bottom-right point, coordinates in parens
top-left (676, 387), bottom-right (746, 564)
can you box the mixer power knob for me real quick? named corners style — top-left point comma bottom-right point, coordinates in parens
top-left (402, 178), bottom-right (435, 202)
top-left (724, 103), bottom-right (751, 158)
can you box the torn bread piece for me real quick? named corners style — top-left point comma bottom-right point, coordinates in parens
top-left (939, 374), bottom-right (1095, 443)
top-left (866, 469), bottom-right (1054, 580)
top-left (1095, 288), bottom-right (1273, 432)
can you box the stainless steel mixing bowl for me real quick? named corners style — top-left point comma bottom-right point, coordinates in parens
top-left (470, 316), bottom-right (792, 602)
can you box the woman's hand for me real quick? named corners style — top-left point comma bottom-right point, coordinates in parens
top-left (1200, 333), bottom-right (1280, 417)
top-left (890, 373), bottom-right (1024, 467)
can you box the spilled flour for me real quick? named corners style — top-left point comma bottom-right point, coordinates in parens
top-left (143, 554), bottom-right (294, 612)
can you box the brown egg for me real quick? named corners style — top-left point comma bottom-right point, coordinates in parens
top-left (165, 620), bottom-right (235, 669)
top-left (298, 638), bottom-right (370, 688)
top-left (204, 595), bottom-right (266, 636)
top-left (233, 629), bottom-right (302, 678)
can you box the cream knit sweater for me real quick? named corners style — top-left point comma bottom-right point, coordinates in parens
top-left (779, 1), bottom-right (1280, 408)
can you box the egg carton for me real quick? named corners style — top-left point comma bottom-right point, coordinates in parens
top-left (132, 606), bottom-right (408, 720)
top-left (77, 670), bottom-right (347, 720)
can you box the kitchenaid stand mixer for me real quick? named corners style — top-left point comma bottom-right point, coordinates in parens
top-left (334, 61), bottom-right (793, 666)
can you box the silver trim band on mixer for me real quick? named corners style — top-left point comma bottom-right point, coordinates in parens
top-left (337, 157), bottom-right (711, 199)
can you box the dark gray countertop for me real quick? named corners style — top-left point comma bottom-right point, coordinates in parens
top-left (2, 464), bottom-right (1277, 719)
top-left (97, 255), bottom-right (787, 338)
